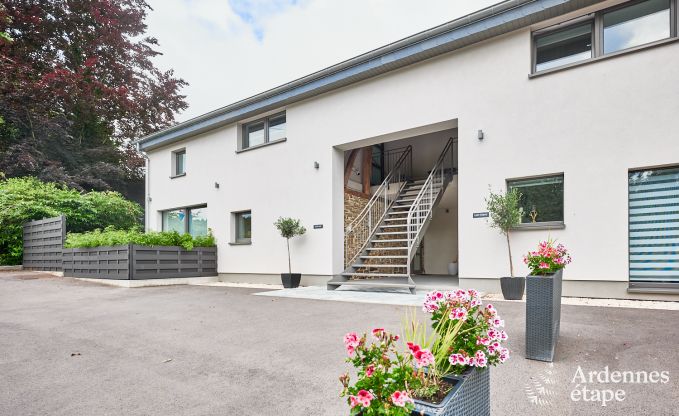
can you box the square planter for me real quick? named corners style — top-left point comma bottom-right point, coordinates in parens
top-left (525, 269), bottom-right (563, 362)
top-left (412, 368), bottom-right (490, 416)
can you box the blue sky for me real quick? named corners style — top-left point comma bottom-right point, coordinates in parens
top-left (146, 0), bottom-right (499, 121)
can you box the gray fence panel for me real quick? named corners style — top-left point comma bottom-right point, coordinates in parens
top-left (62, 245), bottom-right (131, 279)
top-left (22, 216), bottom-right (66, 271)
top-left (131, 245), bottom-right (217, 279)
top-left (61, 245), bottom-right (217, 280)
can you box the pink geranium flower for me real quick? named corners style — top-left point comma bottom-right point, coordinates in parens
top-left (391, 391), bottom-right (413, 407)
top-left (343, 332), bottom-right (360, 356)
top-left (365, 364), bottom-right (375, 377)
top-left (372, 328), bottom-right (384, 339)
top-left (413, 348), bottom-right (435, 367)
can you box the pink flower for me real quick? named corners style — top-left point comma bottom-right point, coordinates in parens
top-left (487, 329), bottom-right (500, 340)
top-left (450, 307), bottom-right (468, 321)
top-left (476, 336), bottom-right (490, 346)
top-left (372, 328), bottom-right (384, 339)
top-left (539, 262), bottom-right (550, 269)
top-left (485, 304), bottom-right (496, 314)
top-left (343, 332), bottom-right (360, 356)
top-left (413, 348), bottom-right (435, 367)
top-left (406, 342), bottom-right (421, 354)
top-left (498, 347), bottom-right (510, 363)
top-left (488, 342), bottom-right (501, 355)
top-left (474, 350), bottom-right (487, 367)
top-left (448, 353), bottom-right (468, 366)
top-left (349, 390), bottom-right (373, 408)
top-left (365, 364), bottom-right (375, 377)
top-left (391, 391), bottom-right (413, 407)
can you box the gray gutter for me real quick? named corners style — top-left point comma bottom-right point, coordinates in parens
top-left (137, 0), bottom-right (603, 151)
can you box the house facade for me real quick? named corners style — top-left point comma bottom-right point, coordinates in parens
top-left (136, 0), bottom-right (679, 300)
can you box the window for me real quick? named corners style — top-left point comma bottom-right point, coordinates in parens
top-left (241, 112), bottom-right (286, 150)
top-left (234, 211), bottom-right (252, 243)
top-left (603, 0), bottom-right (672, 54)
top-left (173, 149), bottom-right (186, 176)
top-left (628, 166), bottom-right (679, 288)
top-left (507, 175), bottom-right (564, 224)
top-left (161, 205), bottom-right (208, 236)
top-left (533, 0), bottom-right (677, 73)
top-left (535, 21), bottom-right (593, 71)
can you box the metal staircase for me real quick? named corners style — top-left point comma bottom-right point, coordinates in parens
top-left (328, 138), bottom-right (455, 294)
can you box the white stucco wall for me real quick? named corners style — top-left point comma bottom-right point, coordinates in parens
top-left (145, 4), bottom-right (679, 290)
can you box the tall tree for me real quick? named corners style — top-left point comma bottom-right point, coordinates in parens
top-left (0, 1), bottom-right (187, 199)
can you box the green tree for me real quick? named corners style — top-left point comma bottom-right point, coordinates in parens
top-left (274, 217), bottom-right (306, 274)
top-left (485, 188), bottom-right (523, 277)
top-left (0, 177), bottom-right (142, 264)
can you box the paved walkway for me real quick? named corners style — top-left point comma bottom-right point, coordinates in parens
top-left (1, 271), bottom-right (678, 415)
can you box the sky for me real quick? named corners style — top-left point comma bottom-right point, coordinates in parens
top-left (145, 0), bottom-right (500, 122)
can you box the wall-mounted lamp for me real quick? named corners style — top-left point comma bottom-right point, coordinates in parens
top-left (314, 161), bottom-right (320, 169)
top-left (478, 130), bottom-right (484, 141)
top-left (215, 182), bottom-right (220, 189)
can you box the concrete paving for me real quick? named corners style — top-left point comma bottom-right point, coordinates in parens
top-left (1, 271), bottom-right (678, 416)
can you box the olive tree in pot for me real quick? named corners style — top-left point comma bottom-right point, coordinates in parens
top-left (274, 217), bottom-right (306, 288)
top-left (486, 188), bottom-right (524, 300)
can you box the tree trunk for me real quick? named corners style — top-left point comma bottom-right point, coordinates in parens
top-left (506, 232), bottom-right (514, 277)
top-left (286, 238), bottom-right (292, 275)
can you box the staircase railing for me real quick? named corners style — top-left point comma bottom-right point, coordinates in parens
top-left (344, 145), bottom-right (412, 268)
top-left (406, 138), bottom-right (455, 274)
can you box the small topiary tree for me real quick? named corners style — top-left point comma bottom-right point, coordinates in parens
top-left (274, 217), bottom-right (306, 274)
top-left (485, 188), bottom-right (523, 277)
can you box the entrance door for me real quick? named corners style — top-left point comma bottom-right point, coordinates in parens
top-left (628, 165), bottom-right (679, 290)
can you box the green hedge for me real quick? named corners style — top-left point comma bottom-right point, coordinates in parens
top-left (65, 227), bottom-right (216, 251)
top-left (0, 177), bottom-right (142, 265)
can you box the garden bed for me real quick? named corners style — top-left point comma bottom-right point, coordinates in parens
top-left (62, 244), bottom-right (217, 280)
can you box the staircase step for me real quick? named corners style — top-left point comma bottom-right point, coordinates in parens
top-left (384, 218), bottom-right (407, 222)
top-left (391, 205), bottom-right (413, 210)
top-left (372, 239), bottom-right (408, 243)
top-left (366, 247), bottom-right (407, 251)
top-left (380, 224), bottom-right (406, 229)
top-left (352, 263), bottom-right (407, 269)
top-left (375, 231), bottom-right (407, 236)
top-left (340, 272), bottom-right (410, 278)
top-left (360, 255), bottom-right (408, 259)
top-left (396, 198), bottom-right (417, 203)
top-left (329, 279), bottom-right (416, 290)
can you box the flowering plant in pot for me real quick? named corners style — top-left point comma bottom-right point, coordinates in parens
top-left (524, 239), bottom-right (572, 362)
top-left (339, 289), bottom-right (509, 416)
top-left (339, 329), bottom-right (418, 415)
top-left (273, 217), bottom-right (306, 288)
top-left (523, 239), bottom-right (571, 275)
top-left (485, 188), bottom-right (524, 300)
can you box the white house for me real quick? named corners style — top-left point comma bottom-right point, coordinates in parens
top-left (136, 0), bottom-right (679, 300)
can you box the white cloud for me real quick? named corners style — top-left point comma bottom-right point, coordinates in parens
top-left (146, 0), bottom-right (500, 122)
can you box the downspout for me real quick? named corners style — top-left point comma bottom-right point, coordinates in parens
top-left (136, 143), bottom-right (151, 232)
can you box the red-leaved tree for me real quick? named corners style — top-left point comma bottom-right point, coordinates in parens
top-left (0, 1), bottom-right (187, 200)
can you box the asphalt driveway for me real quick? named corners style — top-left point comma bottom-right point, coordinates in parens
top-left (1, 271), bottom-right (677, 415)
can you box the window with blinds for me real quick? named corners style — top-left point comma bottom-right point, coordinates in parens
top-left (629, 166), bottom-right (679, 287)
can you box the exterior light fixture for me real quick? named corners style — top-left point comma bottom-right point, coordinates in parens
top-left (215, 182), bottom-right (220, 189)
top-left (478, 130), bottom-right (484, 140)
top-left (314, 161), bottom-right (320, 169)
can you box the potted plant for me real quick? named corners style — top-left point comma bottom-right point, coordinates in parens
top-left (523, 239), bottom-right (571, 362)
top-left (274, 217), bottom-right (306, 288)
top-left (340, 289), bottom-right (509, 416)
top-left (485, 188), bottom-right (524, 300)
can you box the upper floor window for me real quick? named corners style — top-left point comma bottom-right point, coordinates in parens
top-left (533, 0), bottom-right (676, 73)
top-left (241, 112), bottom-right (286, 150)
top-left (173, 149), bottom-right (186, 177)
top-left (507, 174), bottom-right (564, 225)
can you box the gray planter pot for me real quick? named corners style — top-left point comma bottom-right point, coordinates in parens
top-left (526, 269), bottom-right (563, 362)
top-left (500, 276), bottom-right (525, 300)
top-left (412, 368), bottom-right (490, 416)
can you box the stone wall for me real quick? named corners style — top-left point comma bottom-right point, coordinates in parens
top-left (344, 190), bottom-right (370, 266)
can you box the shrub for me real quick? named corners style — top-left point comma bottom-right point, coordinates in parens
top-left (0, 177), bottom-right (142, 265)
top-left (523, 239), bottom-right (572, 275)
top-left (65, 227), bottom-right (216, 251)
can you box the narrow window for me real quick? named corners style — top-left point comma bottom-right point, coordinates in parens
top-left (507, 175), bottom-right (564, 224)
top-left (535, 21), bottom-right (593, 72)
top-left (173, 149), bottom-right (186, 176)
top-left (603, 0), bottom-right (672, 54)
top-left (234, 211), bottom-right (252, 243)
top-left (628, 166), bottom-right (679, 287)
top-left (163, 209), bottom-right (186, 233)
top-left (188, 207), bottom-right (208, 237)
top-left (241, 112), bottom-right (286, 150)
